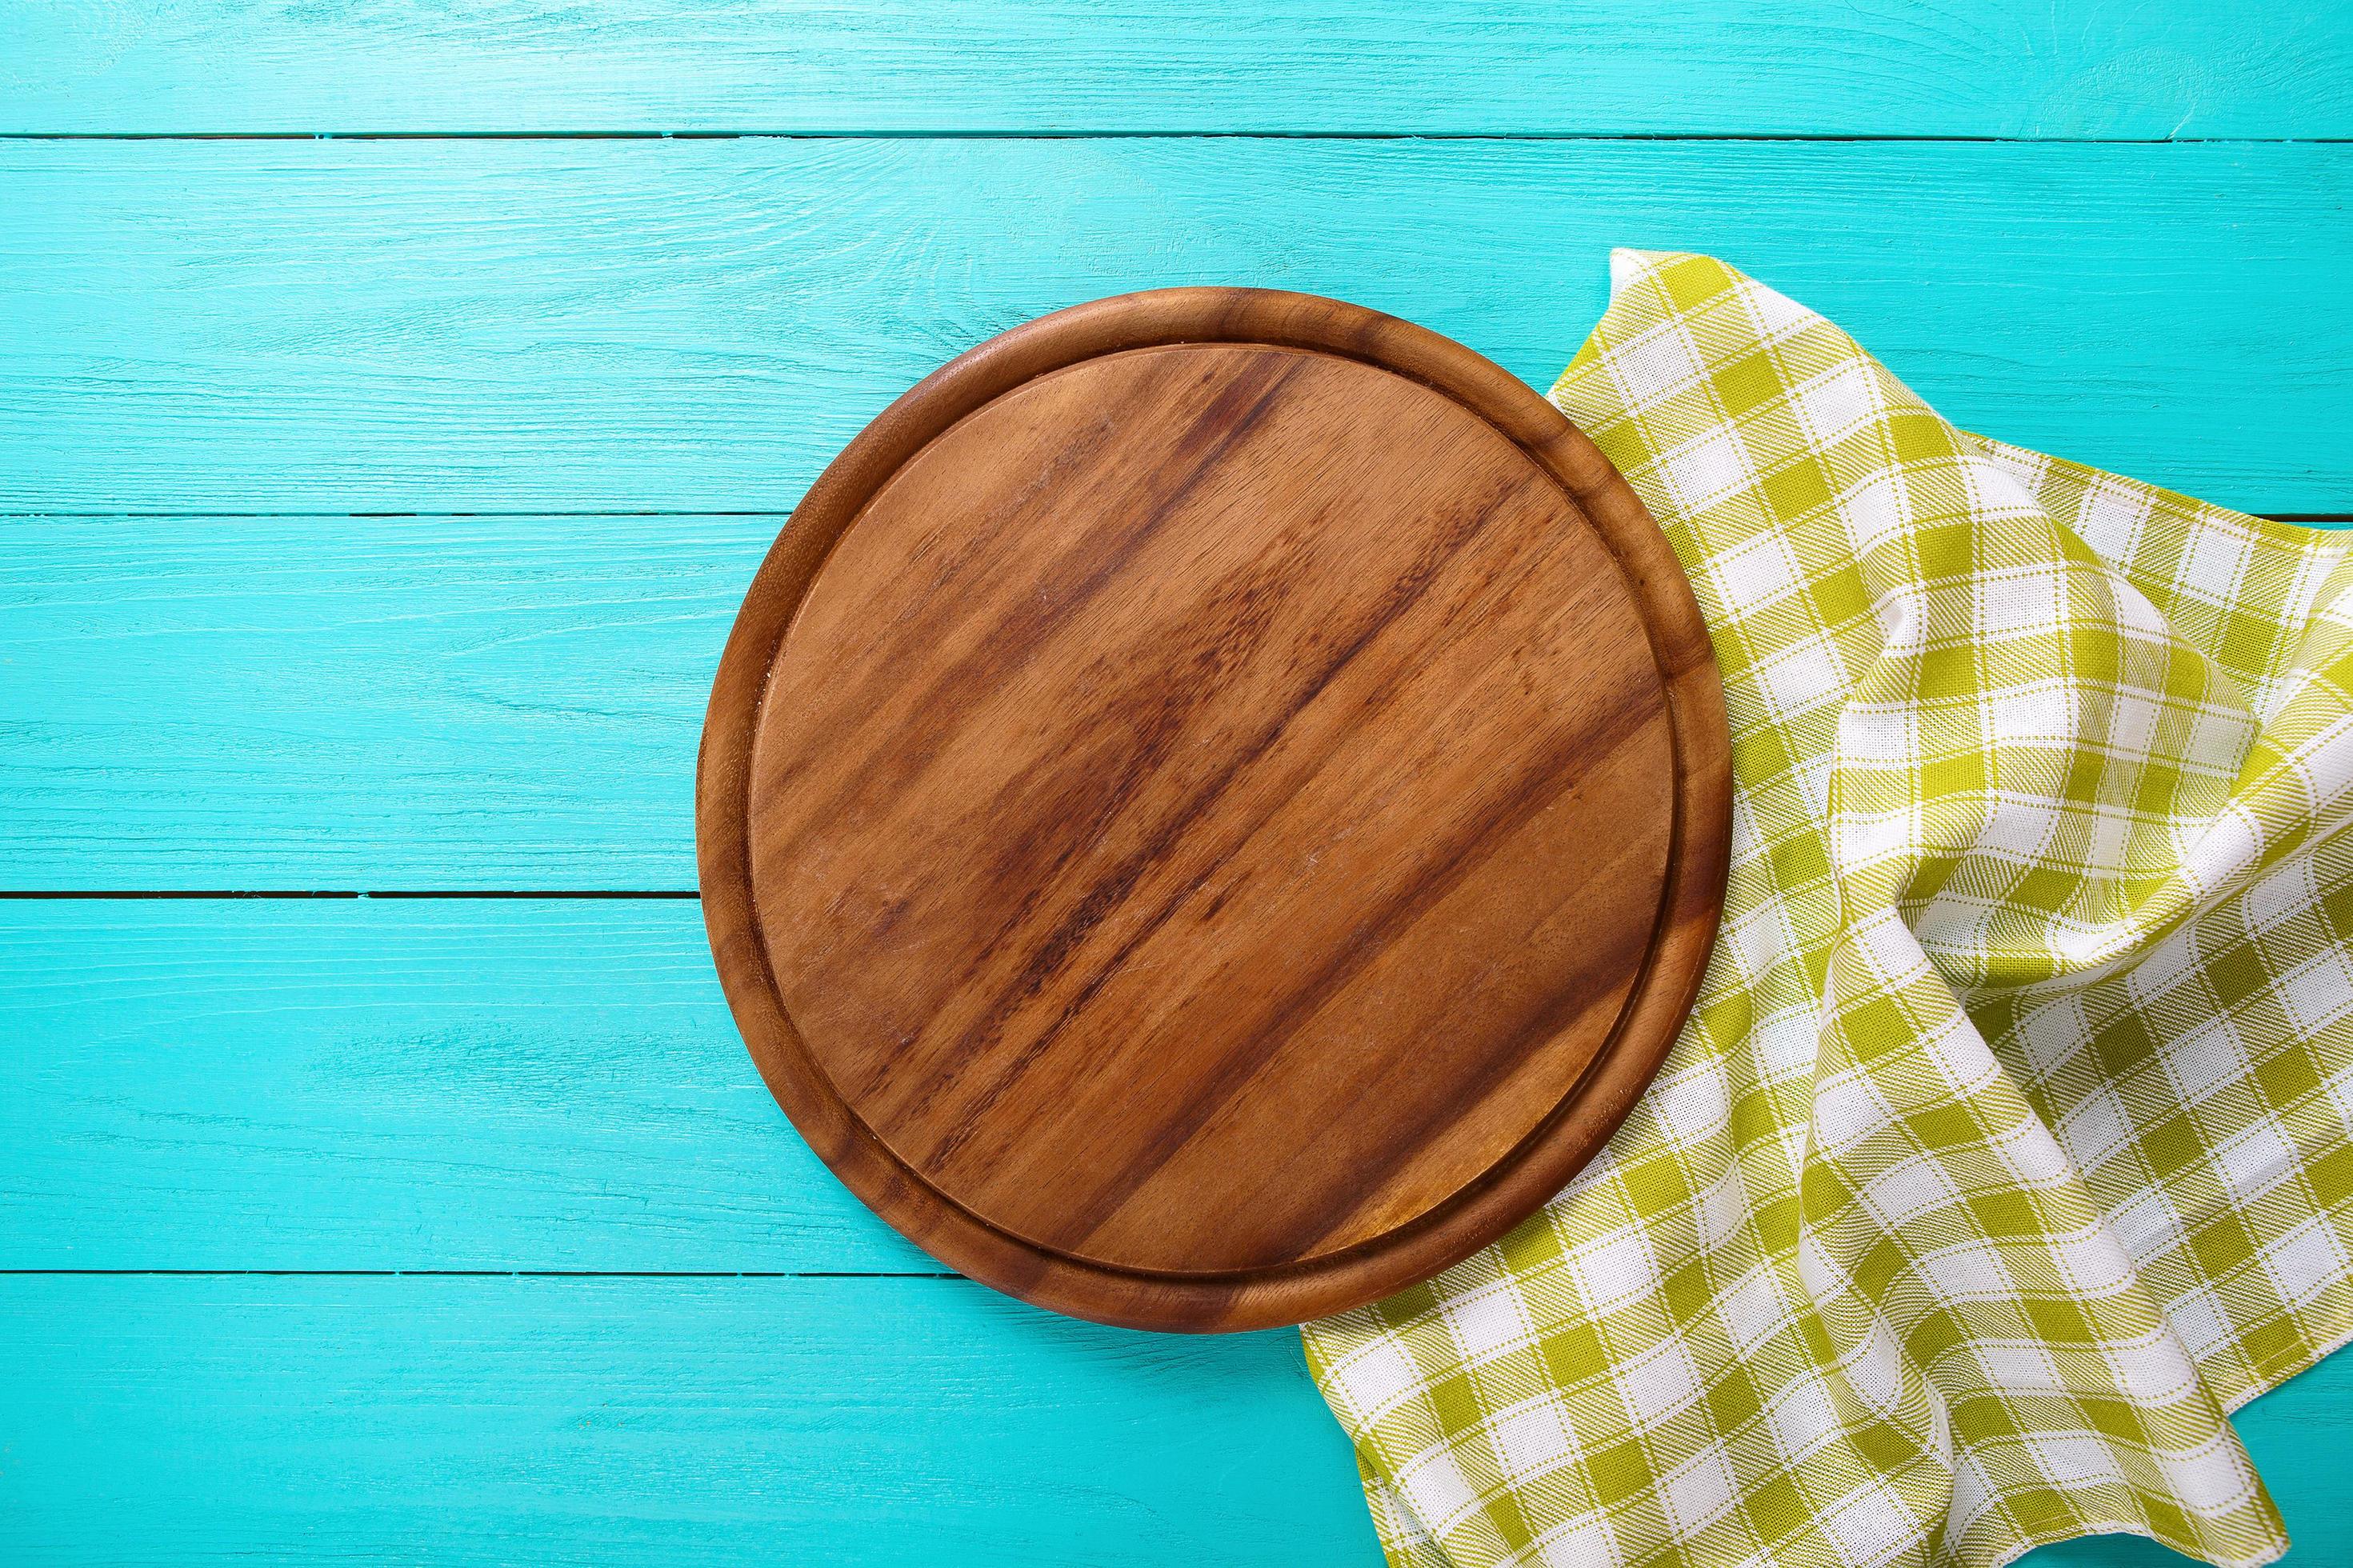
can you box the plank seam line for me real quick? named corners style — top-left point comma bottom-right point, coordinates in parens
top-left (0, 1269), bottom-right (964, 1279)
top-left (0, 890), bottom-right (702, 900)
top-left (6, 512), bottom-right (2349, 523)
top-left (1, 131), bottom-right (2348, 145)
top-left (0, 510), bottom-right (794, 520)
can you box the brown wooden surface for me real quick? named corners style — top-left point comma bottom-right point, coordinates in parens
top-left (698, 288), bottom-right (1731, 1331)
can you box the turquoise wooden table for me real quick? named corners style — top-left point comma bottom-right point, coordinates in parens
top-left (4, 4), bottom-right (2352, 1561)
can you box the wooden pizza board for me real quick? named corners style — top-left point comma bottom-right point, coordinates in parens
top-left (698, 288), bottom-right (1729, 1332)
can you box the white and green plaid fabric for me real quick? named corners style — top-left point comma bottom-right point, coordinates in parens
top-left (1305, 251), bottom-right (2353, 1568)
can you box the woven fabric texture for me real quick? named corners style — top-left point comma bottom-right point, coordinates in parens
top-left (1305, 251), bottom-right (2353, 1568)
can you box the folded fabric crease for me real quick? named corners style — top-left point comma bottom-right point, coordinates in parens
top-left (1306, 251), bottom-right (2353, 1568)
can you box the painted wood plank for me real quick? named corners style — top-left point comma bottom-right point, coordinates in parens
top-left (0, 1268), bottom-right (2347, 1563)
top-left (0, 1272), bottom-right (1383, 1565)
top-left (0, 514), bottom-right (760, 888)
top-left (2, 139), bottom-right (2347, 518)
top-left (12, 506), bottom-right (2351, 891)
top-left (0, 898), bottom-right (929, 1270)
top-left (5, 0), bottom-right (2347, 138)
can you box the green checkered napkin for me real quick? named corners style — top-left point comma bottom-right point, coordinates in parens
top-left (1305, 251), bottom-right (2353, 1568)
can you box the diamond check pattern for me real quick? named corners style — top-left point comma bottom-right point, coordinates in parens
top-left (1305, 252), bottom-right (2353, 1568)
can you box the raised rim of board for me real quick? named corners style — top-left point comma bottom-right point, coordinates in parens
top-left (696, 287), bottom-right (1731, 1331)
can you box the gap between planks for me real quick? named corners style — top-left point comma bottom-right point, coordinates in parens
top-left (0, 1269), bottom-right (960, 1278)
top-left (0, 890), bottom-right (702, 899)
top-left (5, 131), bottom-right (2353, 145)
top-left (7, 511), bottom-right (2348, 522)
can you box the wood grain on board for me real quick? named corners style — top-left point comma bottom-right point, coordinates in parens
top-left (701, 290), bottom-right (1727, 1328)
top-left (3, 139), bottom-right (2349, 518)
top-left (6, 0), bottom-right (2348, 137)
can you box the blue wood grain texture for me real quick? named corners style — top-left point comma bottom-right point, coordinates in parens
top-left (6, 1276), bottom-right (2325, 1568)
top-left (4, 0), bottom-right (2348, 136)
top-left (6, 3), bottom-right (2353, 1563)
top-left (0, 1274), bottom-right (1384, 1565)
top-left (2, 141), bottom-right (2349, 518)
top-left (0, 900), bottom-right (918, 1270)
top-left (0, 516), bottom-right (762, 889)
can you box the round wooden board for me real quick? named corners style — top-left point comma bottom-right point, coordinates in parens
top-left (698, 289), bottom-right (1730, 1332)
